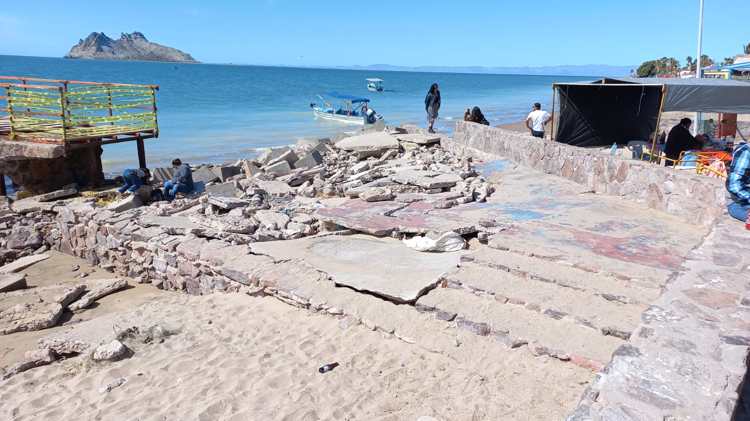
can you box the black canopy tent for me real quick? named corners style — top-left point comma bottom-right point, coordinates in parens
top-left (552, 77), bottom-right (750, 148)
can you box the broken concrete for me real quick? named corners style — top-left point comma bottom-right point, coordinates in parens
top-left (0, 284), bottom-right (86, 335)
top-left (335, 132), bottom-right (400, 159)
top-left (68, 278), bottom-right (129, 312)
top-left (0, 273), bottom-right (27, 293)
top-left (0, 253), bottom-right (50, 274)
top-left (251, 234), bottom-right (463, 303)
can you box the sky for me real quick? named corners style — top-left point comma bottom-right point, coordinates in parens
top-left (1, 0), bottom-right (748, 68)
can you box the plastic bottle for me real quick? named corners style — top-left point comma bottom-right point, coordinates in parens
top-left (318, 362), bottom-right (339, 373)
top-left (610, 143), bottom-right (617, 156)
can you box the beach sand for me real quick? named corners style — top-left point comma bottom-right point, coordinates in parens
top-left (0, 278), bottom-right (590, 421)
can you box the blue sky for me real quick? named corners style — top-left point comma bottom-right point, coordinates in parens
top-left (1, 0), bottom-right (748, 67)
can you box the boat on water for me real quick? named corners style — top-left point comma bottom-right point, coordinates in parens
top-left (310, 92), bottom-right (383, 126)
top-left (366, 78), bottom-right (384, 92)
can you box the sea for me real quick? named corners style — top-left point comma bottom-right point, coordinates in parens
top-left (0, 55), bottom-right (589, 173)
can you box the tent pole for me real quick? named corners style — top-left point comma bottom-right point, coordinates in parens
top-left (651, 86), bottom-right (667, 163)
top-left (550, 85), bottom-right (556, 141)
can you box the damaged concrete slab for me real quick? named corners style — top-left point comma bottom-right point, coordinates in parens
top-left (251, 234), bottom-right (464, 303)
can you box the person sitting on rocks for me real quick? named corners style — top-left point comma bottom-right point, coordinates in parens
top-left (117, 168), bottom-right (150, 194)
top-left (467, 106), bottom-right (490, 125)
top-left (726, 140), bottom-right (750, 224)
top-left (163, 159), bottom-right (194, 201)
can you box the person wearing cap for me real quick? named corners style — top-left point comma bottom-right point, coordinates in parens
top-left (525, 102), bottom-right (551, 139)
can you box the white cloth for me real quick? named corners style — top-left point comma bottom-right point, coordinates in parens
top-left (527, 110), bottom-right (550, 132)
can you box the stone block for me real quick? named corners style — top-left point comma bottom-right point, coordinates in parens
top-left (391, 169), bottom-right (461, 189)
top-left (335, 132), bottom-right (399, 159)
top-left (106, 194), bottom-right (143, 213)
top-left (35, 188), bottom-right (78, 202)
top-left (210, 165), bottom-right (241, 182)
top-left (0, 273), bottom-right (27, 293)
top-left (0, 253), bottom-right (49, 274)
top-left (257, 146), bottom-right (293, 165)
top-left (243, 160), bottom-right (262, 178)
top-left (263, 160), bottom-right (292, 177)
top-left (293, 150), bottom-right (324, 170)
top-left (192, 166), bottom-right (220, 184)
top-left (205, 182), bottom-right (242, 198)
top-left (255, 180), bottom-right (293, 197)
top-left (207, 196), bottom-right (249, 210)
top-left (151, 167), bottom-right (175, 184)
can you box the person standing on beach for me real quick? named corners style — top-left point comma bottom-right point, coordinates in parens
top-left (525, 102), bottom-right (551, 139)
top-left (163, 159), bottom-right (194, 201)
top-left (424, 83), bottom-right (441, 134)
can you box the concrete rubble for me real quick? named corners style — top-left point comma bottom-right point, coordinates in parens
top-left (0, 125), bottom-right (748, 419)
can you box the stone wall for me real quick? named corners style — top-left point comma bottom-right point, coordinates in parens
top-left (448, 121), bottom-right (727, 226)
top-left (0, 143), bottom-right (104, 195)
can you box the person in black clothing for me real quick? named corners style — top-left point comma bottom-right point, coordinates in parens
top-left (665, 118), bottom-right (704, 165)
top-left (424, 83), bottom-right (441, 133)
top-left (468, 106), bottom-right (490, 125)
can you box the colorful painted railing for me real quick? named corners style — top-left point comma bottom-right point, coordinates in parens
top-left (0, 76), bottom-right (159, 144)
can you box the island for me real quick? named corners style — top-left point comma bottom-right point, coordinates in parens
top-left (65, 32), bottom-right (198, 63)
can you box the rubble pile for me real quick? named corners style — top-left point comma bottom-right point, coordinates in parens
top-left (0, 129), bottom-right (497, 297)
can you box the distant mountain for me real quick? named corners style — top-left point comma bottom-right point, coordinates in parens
top-left (65, 32), bottom-right (198, 63)
top-left (335, 63), bottom-right (635, 77)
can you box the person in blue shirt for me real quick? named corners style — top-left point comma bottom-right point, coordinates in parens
top-left (117, 168), bottom-right (150, 194)
top-left (726, 141), bottom-right (750, 222)
top-left (163, 159), bottom-right (194, 201)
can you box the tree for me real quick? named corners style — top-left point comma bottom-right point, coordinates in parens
top-left (723, 57), bottom-right (735, 66)
top-left (745, 43), bottom-right (750, 55)
top-left (700, 54), bottom-right (714, 67)
top-left (637, 60), bottom-right (658, 77)
top-left (685, 56), bottom-right (694, 70)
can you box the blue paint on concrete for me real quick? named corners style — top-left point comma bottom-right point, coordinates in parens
top-left (476, 160), bottom-right (510, 175)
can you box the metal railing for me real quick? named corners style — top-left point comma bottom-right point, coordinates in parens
top-left (0, 76), bottom-right (159, 144)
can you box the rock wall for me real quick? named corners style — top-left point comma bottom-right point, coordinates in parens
top-left (448, 122), bottom-right (727, 226)
top-left (0, 143), bottom-right (104, 195)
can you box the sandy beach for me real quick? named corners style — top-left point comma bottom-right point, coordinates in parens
top-left (1, 263), bottom-right (590, 421)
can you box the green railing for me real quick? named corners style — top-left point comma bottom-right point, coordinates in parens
top-left (0, 76), bottom-right (159, 144)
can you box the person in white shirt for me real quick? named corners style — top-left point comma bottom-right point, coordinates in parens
top-left (525, 102), bottom-right (551, 139)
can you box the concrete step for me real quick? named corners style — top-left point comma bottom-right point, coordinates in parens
top-left (465, 247), bottom-right (663, 305)
top-left (446, 262), bottom-right (644, 338)
top-left (416, 286), bottom-right (625, 366)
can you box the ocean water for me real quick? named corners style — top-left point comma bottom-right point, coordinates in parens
top-left (0, 55), bottom-right (588, 172)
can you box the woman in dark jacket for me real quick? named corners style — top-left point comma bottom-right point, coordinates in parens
top-left (424, 83), bottom-right (441, 133)
top-left (469, 106), bottom-right (490, 125)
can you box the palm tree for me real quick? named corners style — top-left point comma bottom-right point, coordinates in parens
top-left (685, 56), bottom-right (694, 71)
top-left (745, 43), bottom-right (750, 55)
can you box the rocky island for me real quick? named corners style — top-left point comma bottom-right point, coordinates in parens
top-left (65, 32), bottom-right (198, 63)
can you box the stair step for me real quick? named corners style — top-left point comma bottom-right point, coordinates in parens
top-left (445, 263), bottom-right (644, 338)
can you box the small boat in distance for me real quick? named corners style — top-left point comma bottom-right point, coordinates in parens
top-left (366, 78), bottom-right (384, 92)
top-left (310, 92), bottom-right (383, 126)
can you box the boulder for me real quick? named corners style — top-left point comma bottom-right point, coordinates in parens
top-left (359, 187), bottom-right (395, 202)
top-left (92, 339), bottom-right (130, 362)
top-left (0, 284), bottom-right (86, 335)
top-left (254, 210), bottom-right (290, 231)
top-left (210, 165), bottom-right (242, 182)
top-left (243, 160), bottom-right (262, 178)
top-left (293, 150), bottom-right (324, 170)
top-left (1, 348), bottom-right (57, 380)
top-left (7, 226), bottom-right (42, 250)
top-left (335, 132), bottom-right (400, 159)
top-left (192, 166), bottom-right (220, 184)
top-left (205, 182), bottom-right (242, 198)
top-left (267, 149), bottom-right (299, 167)
top-left (68, 279), bottom-right (129, 313)
top-left (255, 180), bottom-right (293, 197)
top-left (0, 273), bottom-right (27, 293)
top-left (263, 160), bottom-right (292, 177)
top-left (257, 147), bottom-right (293, 165)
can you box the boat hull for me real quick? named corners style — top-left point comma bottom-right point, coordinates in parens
top-left (312, 109), bottom-right (366, 125)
